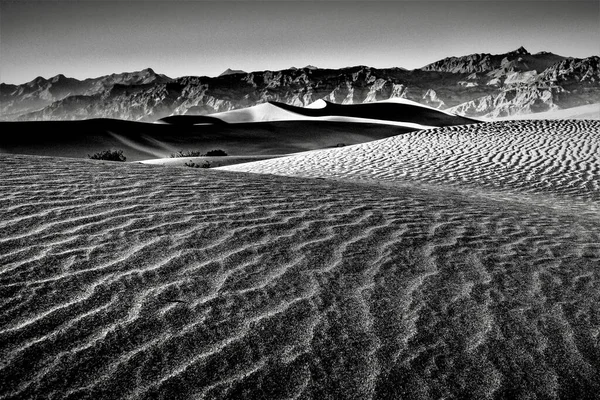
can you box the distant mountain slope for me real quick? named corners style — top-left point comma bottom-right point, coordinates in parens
top-left (447, 56), bottom-right (600, 118)
top-left (0, 68), bottom-right (171, 120)
top-left (420, 47), bottom-right (565, 76)
top-left (1, 47), bottom-right (598, 121)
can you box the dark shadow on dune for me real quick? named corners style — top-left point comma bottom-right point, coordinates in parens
top-left (159, 115), bottom-right (229, 125)
top-left (0, 119), bottom-right (416, 161)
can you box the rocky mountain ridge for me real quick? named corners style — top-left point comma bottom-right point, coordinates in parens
top-left (1, 47), bottom-right (598, 121)
top-left (446, 55), bottom-right (600, 117)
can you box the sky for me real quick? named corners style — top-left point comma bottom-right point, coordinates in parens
top-left (1, 0), bottom-right (598, 84)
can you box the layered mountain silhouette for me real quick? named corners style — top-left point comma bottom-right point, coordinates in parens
top-left (1, 47), bottom-right (598, 121)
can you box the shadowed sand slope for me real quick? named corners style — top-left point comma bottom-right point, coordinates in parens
top-left (220, 120), bottom-right (600, 209)
top-left (1, 154), bottom-right (599, 399)
top-left (0, 119), bottom-right (413, 161)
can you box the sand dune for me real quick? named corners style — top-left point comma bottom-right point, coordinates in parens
top-left (0, 119), bottom-right (413, 161)
top-left (1, 147), bottom-right (599, 398)
top-left (268, 99), bottom-right (477, 127)
top-left (219, 120), bottom-right (600, 211)
top-left (163, 98), bottom-right (477, 129)
top-left (0, 100), bottom-right (478, 162)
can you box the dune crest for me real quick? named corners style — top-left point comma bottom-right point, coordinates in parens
top-left (166, 99), bottom-right (476, 128)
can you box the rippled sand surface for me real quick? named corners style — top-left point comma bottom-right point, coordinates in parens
top-left (1, 119), bottom-right (599, 399)
top-left (220, 120), bottom-right (600, 210)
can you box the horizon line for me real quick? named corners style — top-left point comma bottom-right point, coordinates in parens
top-left (3, 45), bottom-right (598, 85)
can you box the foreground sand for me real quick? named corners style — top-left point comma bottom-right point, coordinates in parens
top-left (1, 119), bottom-right (599, 399)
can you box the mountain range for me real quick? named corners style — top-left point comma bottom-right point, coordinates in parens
top-left (1, 47), bottom-right (598, 121)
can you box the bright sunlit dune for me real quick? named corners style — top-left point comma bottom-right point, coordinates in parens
top-left (205, 102), bottom-right (435, 129)
top-left (168, 99), bottom-right (477, 129)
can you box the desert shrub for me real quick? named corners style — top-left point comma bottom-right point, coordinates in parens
top-left (88, 149), bottom-right (126, 161)
top-left (203, 149), bottom-right (227, 156)
top-left (170, 150), bottom-right (203, 158)
top-left (184, 160), bottom-right (211, 168)
top-left (171, 149), bottom-right (227, 157)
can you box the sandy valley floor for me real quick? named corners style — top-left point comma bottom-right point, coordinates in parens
top-left (1, 119), bottom-right (599, 399)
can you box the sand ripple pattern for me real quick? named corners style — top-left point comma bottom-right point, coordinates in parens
top-left (220, 120), bottom-right (600, 208)
top-left (1, 154), bottom-right (599, 399)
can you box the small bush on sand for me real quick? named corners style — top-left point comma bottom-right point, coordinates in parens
top-left (171, 149), bottom-right (227, 158)
top-left (88, 149), bottom-right (126, 161)
top-left (203, 149), bottom-right (227, 156)
top-left (170, 150), bottom-right (203, 158)
top-left (184, 160), bottom-right (211, 168)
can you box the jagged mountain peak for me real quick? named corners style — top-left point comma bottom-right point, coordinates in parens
top-left (219, 68), bottom-right (247, 77)
top-left (509, 46), bottom-right (529, 56)
top-left (28, 76), bottom-right (48, 85)
top-left (49, 74), bottom-right (79, 84)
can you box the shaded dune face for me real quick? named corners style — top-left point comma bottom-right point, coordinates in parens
top-left (1, 155), bottom-right (599, 399)
top-left (0, 119), bottom-right (414, 161)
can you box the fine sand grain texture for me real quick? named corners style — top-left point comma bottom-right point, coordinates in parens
top-left (1, 146), bottom-right (599, 399)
